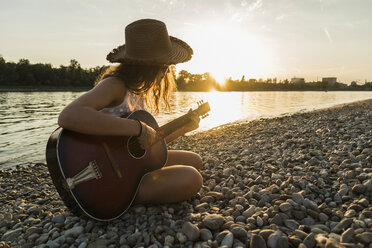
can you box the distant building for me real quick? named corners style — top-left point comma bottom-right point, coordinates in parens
top-left (291, 77), bottom-right (305, 84)
top-left (322, 77), bottom-right (337, 86)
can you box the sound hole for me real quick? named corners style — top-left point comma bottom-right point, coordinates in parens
top-left (127, 136), bottom-right (146, 159)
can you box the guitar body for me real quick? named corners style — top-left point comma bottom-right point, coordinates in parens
top-left (46, 110), bottom-right (167, 221)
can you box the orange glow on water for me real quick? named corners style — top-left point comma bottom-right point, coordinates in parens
top-left (201, 91), bottom-right (247, 129)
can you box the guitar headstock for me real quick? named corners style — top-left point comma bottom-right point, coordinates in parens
top-left (193, 100), bottom-right (210, 119)
top-left (158, 100), bottom-right (211, 137)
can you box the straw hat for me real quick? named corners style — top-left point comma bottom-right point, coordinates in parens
top-left (106, 19), bottom-right (193, 65)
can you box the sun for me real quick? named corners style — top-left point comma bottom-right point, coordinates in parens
top-left (182, 22), bottom-right (273, 84)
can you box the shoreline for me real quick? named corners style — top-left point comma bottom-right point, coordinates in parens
top-left (1, 99), bottom-right (372, 247)
top-left (200, 98), bottom-right (372, 132)
top-left (1, 86), bottom-right (372, 93)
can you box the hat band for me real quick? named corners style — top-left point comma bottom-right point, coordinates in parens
top-left (125, 42), bottom-right (172, 60)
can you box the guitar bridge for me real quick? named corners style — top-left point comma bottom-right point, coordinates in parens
top-left (65, 160), bottom-right (102, 189)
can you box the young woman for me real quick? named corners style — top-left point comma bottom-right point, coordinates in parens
top-left (58, 19), bottom-right (203, 205)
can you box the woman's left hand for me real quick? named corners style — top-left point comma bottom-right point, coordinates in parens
top-left (183, 109), bottom-right (200, 133)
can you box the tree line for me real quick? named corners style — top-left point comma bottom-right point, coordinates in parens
top-left (0, 57), bottom-right (107, 88)
top-left (1, 56), bottom-right (371, 91)
top-left (176, 71), bottom-right (372, 91)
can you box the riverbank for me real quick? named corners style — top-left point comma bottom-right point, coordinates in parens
top-left (1, 99), bottom-right (371, 248)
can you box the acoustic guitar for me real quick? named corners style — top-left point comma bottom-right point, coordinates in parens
top-left (46, 101), bottom-right (210, 221)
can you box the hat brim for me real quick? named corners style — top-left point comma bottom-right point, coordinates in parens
top-left (106, 36), bottom-right (193, 65)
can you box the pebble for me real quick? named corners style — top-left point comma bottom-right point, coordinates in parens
top-left (231, 225), bottom-right (247, 239)
top-left (332, 218), bottom-right (354, 234)
top-left (277, 236), bottom-right (289, 248)
top-left (302, 217), bottom-right (316, 226)
top-left (292, 193), bottom-right (304, 204)
top-left (202, 214), bottom-right (225, 230)
top-left (221, 231), bottom-right (234, 248)
top-left (87, 238), bottom-right (110, 248)
top-left (64, 226), bottom-right (84, 237)
top-left (267, 231), bottom-right (282, 248)
top-left (270, 214), bottom-right (283, 226)
top-left (292, 230), bottom-right (308, 240)
top-left (355, 232), bottom-right (372, 245)
top-left (176, 232), bottom-right (187, 244)
top-left (259, 229), bottom-right (275, 240)
top-left (164, 235), bottom-right (174, 246)
top-left (284, 219), bottom-right (299, 230)
top-left (279, 202), bottom-right (292, 212)
top-left (318, 212), bottom-right (329, 222)
top-left (1, 228), bottom-right (23, 242)
top-left (51, 214), bottom-right (66, 223)
top-left (352, 184), bottom-right (366, 194)
top-left (333, 193), bottom-right (342, 203)
top-left (340, 228), bottom-right (354, 243)
top-left (242, 205), bottom-right (255, 218)
top-left (200, 228), bottom-right (213, 241)
top-left (363, 179), bottom-right (372, 192)
top-left (325, 238), bottom-right (340, 248)
top-left (303, 233), bottom-right (316, 248)
top-left (256, 216), bottom-right (264, 227)
top-left (250, 234), bottom-right (267, 248)
top-left (182, 221), bottom-right (200, 241)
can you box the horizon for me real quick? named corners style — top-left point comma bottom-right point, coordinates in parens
top-left (1, 56), bottom-right (368, 86)
top-left (1, 0), bottom-right (371, 84)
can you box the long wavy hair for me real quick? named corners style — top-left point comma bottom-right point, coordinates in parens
top-left (95, 64), bottom-right (176, 113)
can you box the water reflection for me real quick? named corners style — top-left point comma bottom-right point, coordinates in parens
top-left (203, 91), bottom-right (247, 129)
top-left (0, 91), bottom-right (372, 169)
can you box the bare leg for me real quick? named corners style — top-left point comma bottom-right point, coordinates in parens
top-left (165, 150), bottom-right (203, 170)
top-left (134, 150), bottom-right (203, 204)
top-left (134, 165), bottom-right (202, 204)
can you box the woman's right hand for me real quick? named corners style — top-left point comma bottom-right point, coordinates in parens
top-left (136, 121), bottom-right (159, 149)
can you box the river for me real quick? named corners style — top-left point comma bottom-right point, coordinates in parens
top-left (1, 91), bottom-right (372, 169)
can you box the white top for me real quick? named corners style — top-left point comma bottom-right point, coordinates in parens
top-left (100, 91), bottom-right (145, 117)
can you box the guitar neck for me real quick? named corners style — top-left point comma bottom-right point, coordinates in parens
top-left (156, 101), bottom-right (210, 138)
top-left (157, 113), bottom-right (191, 138)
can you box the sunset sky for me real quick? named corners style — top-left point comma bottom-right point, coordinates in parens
top-left (1, 0), bottom-right (371, 83)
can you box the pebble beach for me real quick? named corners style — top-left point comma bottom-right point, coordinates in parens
top-left (1, 99), bottom-right (372, 248)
